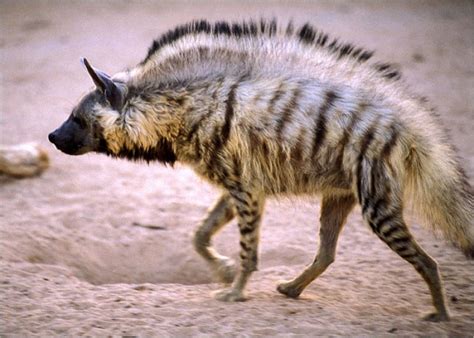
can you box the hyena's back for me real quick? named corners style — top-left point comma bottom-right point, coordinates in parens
top-left (146, 25), bottom-right (396, 174)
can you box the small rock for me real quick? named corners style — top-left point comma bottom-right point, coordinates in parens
top-left (388, 328), bottom-right (398, 333)
top-left (0, 142), bottom-right (49, 177)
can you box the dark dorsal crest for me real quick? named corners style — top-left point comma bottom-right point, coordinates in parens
top-left (141, 19), bottom-right (376, 66)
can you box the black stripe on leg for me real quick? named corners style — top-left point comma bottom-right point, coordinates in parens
top-left (396, 245), bottom-right (415, 256)
top-left (232, 193), bottom-right (249, 208)
top-left (239, 214), bottom-right (261, 234)
top-left (368, 196), bottom-right (388, 220)
top-left (391, 236), bottom-right (411, 245)
top-left (240, 226), bottom-right (254, 235)
top-left (372, 214), bottom-right (395, 234)
top-left (380, 225), bottom-right (399, 239)
top-left (240, 240), bottom-right (250, 251)
top-left (240, 209), bottom-right (252, 217)
top-left (399, 251), bottom-right (418, 261)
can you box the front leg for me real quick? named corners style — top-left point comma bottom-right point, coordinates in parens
top-left (214, 188), bottom-right (265, 302)
top-left (194, 193), bottom-right (237, 283)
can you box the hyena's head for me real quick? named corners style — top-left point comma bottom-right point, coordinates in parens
top-left (48, 58), bottom-right (127, 156)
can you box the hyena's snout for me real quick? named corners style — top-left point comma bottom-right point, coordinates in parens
top-left (48, 128), bottom-right (77, 155)
top-left (48, 120), bottom-right (92, 156)
top-left (48, 130), bottom-right (58, 144)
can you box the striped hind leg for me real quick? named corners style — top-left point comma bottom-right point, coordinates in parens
top-left (277, 193), bottom-right (356, 298)
top-left (193, 193), bottom-right (237, 283)
top-left (359, 161), bottom-right (450, 321)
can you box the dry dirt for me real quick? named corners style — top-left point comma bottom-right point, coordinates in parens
top-left (1, 0), bottom-right (473, 336)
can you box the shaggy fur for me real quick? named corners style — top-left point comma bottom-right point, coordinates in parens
top-left (49, 19), bottom-right (474, 322)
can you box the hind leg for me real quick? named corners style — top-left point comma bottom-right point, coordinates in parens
top-left (366, 213), bottom-right (450, 321)
top-left (277, 193), bottom-right (356, 298)
top-left (193, 193), bottom-right (237, 284)
top-left (360, 162), bottom-right (450, 321)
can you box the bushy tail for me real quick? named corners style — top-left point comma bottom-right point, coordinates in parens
top-left (405, 138), bottom-right (474, 258)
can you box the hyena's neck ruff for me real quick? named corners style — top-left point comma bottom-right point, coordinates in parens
top-left (96, 87), bottom-right (195, 165)
top-left (50, 19), bottom-right (473, 321)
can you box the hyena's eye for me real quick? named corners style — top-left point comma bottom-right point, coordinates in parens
top-left (72, 116), bottom-right (86, 129)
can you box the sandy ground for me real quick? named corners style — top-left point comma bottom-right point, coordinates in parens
top-left (1, 0), bottom-right (474, 336)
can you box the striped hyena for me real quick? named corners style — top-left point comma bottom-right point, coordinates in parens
top-left (49, 20), bottom-right (473, 321)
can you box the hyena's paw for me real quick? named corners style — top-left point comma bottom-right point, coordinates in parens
top-left (212, 288), bottom-right (246, 302)
top-left (276, 280), bottom-right (303, 299)
top-left (213, 257), bottom-right (236, 284)
top-left (423, 312), bottom-right (450, 322)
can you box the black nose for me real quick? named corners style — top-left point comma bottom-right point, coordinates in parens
top-left (48, 132), bottom-right (56, 144)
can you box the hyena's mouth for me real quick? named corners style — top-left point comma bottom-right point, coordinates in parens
top-left (71, 145), bottom-right (90, 155)
top-left (64, 143), bottom-right (91, 155)
top-left (51, 141), bottom-right (88, 156)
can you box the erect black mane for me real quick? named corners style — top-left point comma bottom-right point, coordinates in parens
top-left (141, 19), bottom-right (401, 81)
top-left (373, 62), bottom-right (401, 81)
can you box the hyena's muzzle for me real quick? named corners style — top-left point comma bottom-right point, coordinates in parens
top-left (48, 116), bottom-right (92, 155)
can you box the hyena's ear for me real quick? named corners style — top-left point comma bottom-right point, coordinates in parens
top-left (81, 57), bottom-right (127, 111)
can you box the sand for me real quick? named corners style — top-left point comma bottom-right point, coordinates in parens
top-left (1, 0), bottom-right (473, 336)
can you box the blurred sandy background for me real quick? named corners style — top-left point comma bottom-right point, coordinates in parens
top-left (1, 0), bottom-right (473, 335)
